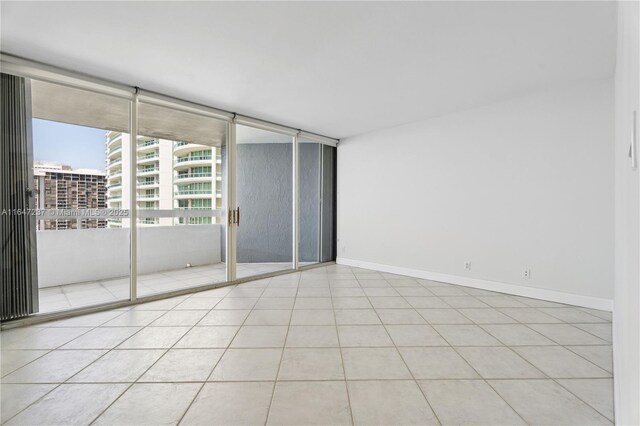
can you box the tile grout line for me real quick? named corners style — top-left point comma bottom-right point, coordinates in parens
top-left (264, 272), bottom-right (302, 426)
top-left (389, 272), bottom-right (614, 423)
top-left (0, 310), bottom-right (133, 424)
top-left (2, 265), bottom-right (614, 425)
top-left (393, 271), bottom-right (614, 422)
top-left (86, 288), bottom-right (235, 425)
top-left (175, 281), bottom-right (267, 425)
top-left (329, 268), bottom-right (356, 426)
top-left (355, 270), bottom-right (444, 426)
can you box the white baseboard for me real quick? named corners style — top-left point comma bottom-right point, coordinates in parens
top-left (336, 257), bottom-right (613, 312)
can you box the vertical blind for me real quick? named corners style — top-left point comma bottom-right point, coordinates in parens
top-left (1, 73), bottom-right (39, 321)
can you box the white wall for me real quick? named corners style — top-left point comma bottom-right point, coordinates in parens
top-left (37, 225), bottom-right (221, 287)
top-left (337, 80), bottom-right (614, 309)
top-left (613, 1), bottom-right (640, 424)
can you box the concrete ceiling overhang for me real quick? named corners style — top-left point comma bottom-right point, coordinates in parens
top-left (32, 79), bottom-right (228, 145)
top-left (2, 1), bottom-right (617, 139)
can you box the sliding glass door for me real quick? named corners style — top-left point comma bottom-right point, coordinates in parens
top-left (29, 78), bottom-right (132, 313)
top-left (1, 58), bottom-right (338, 321)
top-left (298, 138), bottom-right (337, 266)
top-left (135, 100), bottom-right (228, 297)
top-left (234, 124), bottom-right (294, 279)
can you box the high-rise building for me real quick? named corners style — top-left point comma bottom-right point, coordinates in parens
top-left (105, 131), bottom-right (222, 227)
top-left (33, 161), bottom-right (107, 230)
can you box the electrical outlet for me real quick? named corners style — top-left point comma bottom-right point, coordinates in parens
top-left (464, 261), bottom-right (471, 271)
top-left (523, 268), bottom-right (532, 279)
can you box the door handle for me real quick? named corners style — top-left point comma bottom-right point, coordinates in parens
top-left (236, 207), bottom-right (240, 227)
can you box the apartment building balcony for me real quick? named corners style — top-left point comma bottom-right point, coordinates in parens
top-left (137, 180), bottom-right (159, 188)
top-left (107, 158), bottom-right (122, 169)
top-left (138, 167), bottom-right (160, 176)
top-left (106, 132), bottom-right (122, 147)
top-left (137, 139), bottom-right (159, 152)
top-left (173, 142), bottom-right (206, 156)
top-left (174, 189), bottom-right (212, 199)
top-left (109, 170), bottom-right (123, 179)
top-left (174, 155), bottom-right (213, 168)
top-left (138, 193), bottom-right (160, 200)
top-left (106, 144), bottom-right (122, 158)
top-left (138, 153), bottom-right (159, 164)
top-left (174, 172), bottom-right (213, 183)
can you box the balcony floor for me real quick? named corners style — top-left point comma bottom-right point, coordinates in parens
top-left (1, 264), bottom-right (612, 425)
top-left (38, 263), bottom-right (301, 314)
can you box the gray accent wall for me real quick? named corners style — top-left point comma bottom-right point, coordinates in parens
top-left (236, 143), bottom-right (293, 263)
top-left (222, 141), bottom-right (335, 264)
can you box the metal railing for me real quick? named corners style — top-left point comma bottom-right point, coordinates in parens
top-left (175, 190), bottom-right (213, 195)
top-left (176, 173), bottom-right (212, 180)
top-left (175, 155), bottom-right (212, 164)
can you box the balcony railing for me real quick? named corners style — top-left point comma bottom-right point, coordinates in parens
top-left (175, 155), bottom-right (212, 164)
top-left (108, 133), bottom-right (122, 143)
top-left (175, 190), bottom-right (212, 195)
top-left (108, 145), bottom-right (122, 155)
top-left (138, 180), bottom-right (159, 186)
top-left (176, 173), bottom-right (212, 180)
top-left (138, 140), bottom-right (159, 148)
top-left (138, 167), bottom-right (160, 174)
top-left (138, 153), bottom-right (159, 163)
top-left (36, 225), bottom-right (222, 288)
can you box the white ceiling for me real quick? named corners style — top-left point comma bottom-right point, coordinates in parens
top-left (1, 1), bottom-right (616, 139)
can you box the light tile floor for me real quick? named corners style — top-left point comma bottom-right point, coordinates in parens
top-left (1, 265), bottom-right (613, 425)
top-left (38, 262), bottom-right (298, 314)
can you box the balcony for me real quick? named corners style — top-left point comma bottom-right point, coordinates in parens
top-left (107, 132), bottom-right (123, 146)
top-left (138, 193), bottom-right (159, 200)
top-left (173, 143), bottom-right (206, 155)
top-left (138, 153), bottom-right (159, 164)
top-left (137, 139), bottom-right (159, 152)
top-left (107, 158), bottom-right (122, 169)
top-left (138, 180), bottom-right (159, 187)
top-left (138, 167), bottom-right (160, 175)
top-left (174, 155), bottom-right (212, 168)
top-left (107, 145), bottom-right (122, 157)
top-left (175, 172), bottom-right (212, 182)
top-left (36, 223), bottom-right (302, 313)
top-left (175, 189), bottom-right (212, 199)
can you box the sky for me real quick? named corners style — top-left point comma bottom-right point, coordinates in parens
top-left (32, 119), bottom-right (107, 170)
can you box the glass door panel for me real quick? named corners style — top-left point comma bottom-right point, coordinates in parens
top-left (29, 79), bottom-right (131, 313)
top-left (298, 140), bottom-right (322, 266)
top-left (297, 140), bottom-right (337, 266)
top-left (136, 101), bottom-right (227, 297)
top-left (235, 125), bottom-right (293, 279)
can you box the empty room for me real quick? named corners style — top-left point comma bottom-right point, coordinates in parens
top-left (1, 1), bottom-right (638, 425)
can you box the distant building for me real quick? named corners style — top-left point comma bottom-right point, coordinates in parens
top-left (105, 131), bottom-right (222, 227)
top-left (33, 161), bottom-right (107, 230)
